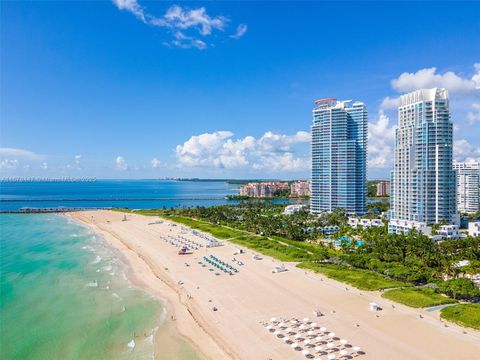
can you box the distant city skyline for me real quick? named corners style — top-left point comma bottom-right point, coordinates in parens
top-left (1, 1), bottom-right (479, 179)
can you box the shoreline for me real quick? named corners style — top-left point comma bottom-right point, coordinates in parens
top-left (69, 210), bottom-right (480, 360)
top-left (66, 212), bottom-right (230, 360)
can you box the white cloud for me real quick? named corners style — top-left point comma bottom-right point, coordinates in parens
top-left (368, 111), bottom-right (396, 169)
top-left (0, 147), bottom-right (43, 160)
top-left (41, 162), bottom-right (48, 170)
top-left (112, 0), bottom-right (146, 22)
top-left (0, 159), bottom-right (19, 169)
top-left (163, 5), bottom-right (227, 36)
top-left (454, 139), bottom-right (480, 162)
top-left (175, 130), bottom-right (310, 172)
top-left (74, 155), bottom-right (82, 164)
top-left (230, 24), bottom-right (247, 39)
top-left (391, 65), bottom-right (480, 94)
top-left (151, 158), bottom-right (161, 168)
top-left (115, 156), bottom-right (128, 171)
top-left (112, 1), bottom-right (242, 49)
top-left (380, 96), bottom-right (399, 110)
top-left (164, 31), bottom-right (207, 50)
top-left (467, 102), bottom-right (480, 125)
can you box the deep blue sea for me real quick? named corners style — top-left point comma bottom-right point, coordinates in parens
top-left (0, 180), bottom-right (238, 211)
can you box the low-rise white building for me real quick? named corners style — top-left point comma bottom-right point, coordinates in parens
top-left (283, 204), bottom-right (305, 215)
top-left (388, 219), bottom-right (432, 236)
top-left (434, 225), bottom-right (464, 240)
top-left (468, 222), bottom-right (480, 237)
top-left (348, 217), bottom-right (383, 229)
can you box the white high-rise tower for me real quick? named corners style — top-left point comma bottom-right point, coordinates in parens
top-left (388, 88), bottom-right (459, 234)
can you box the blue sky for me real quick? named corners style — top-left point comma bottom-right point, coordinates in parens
top-left (1, 1), bottom-right (479, 179)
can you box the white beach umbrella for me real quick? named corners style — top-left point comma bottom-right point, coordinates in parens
top-left (303, 339), bottom-right (311, 345)
top-left (328, 332), bottom-right (336, 337)
top-left (310, 322), bottom-right (318, 328)
top-left (327, 342), bottom-right (335, 349)
top-left (302, 349), bottom-right (311, 356)
top-left (315, 345), bottom-right (323, 352)
top-left (291, 342), bottom-right (299, 348)
top-left (286, 327), bottom-right (293, 333)
top-left (307, 330), bottom-right (315, 336)
top-left (270, 317), bottom-right (277, 322)
top-left (279, 322), bottom-right (286, 328)
top-left (294, 334), bottom-right (302, 339)
top-left (327, 354), bottom-right (336, 360)
top-left (340, 339), bottom-right (348, 345)
top-left (265, 325), bottom-right (272, 330)
top-left (273, 330), bottom-right (281, 335)
top-left (299, 324), bottom-right (306, 330)
top-left (353, 346), bottom-right (361, 352)
top-left (340, 350), bottom-right (348, 356)
top-left (315, 336), bottom-right (323, 341)
top-left (320, 327), bottom-right (327, 332)
top-left (303, 317), bottom-right (310, 323)
top-left (283, 337), bottom-right (290, 342)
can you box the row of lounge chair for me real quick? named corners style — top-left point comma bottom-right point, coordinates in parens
top-left (263, 317), bottom-right (365, 360)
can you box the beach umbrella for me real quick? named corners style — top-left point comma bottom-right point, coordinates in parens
top-left (340, 350), bottom-right (348, 356)
top-left (303, 339), bottom-right (311, 345)
top-left (302, 349), bottom-right (311, 356)
top-left (320, 327), bottom-right (327, 332)
top-left (315, 345), bottom-right (323, 352)
top-left (315, 336), bottom-right (322, 341)
top-left (303, 317), bottom-right (310, 323)
top-left (294, 334), bottom-right (302, 339)
top-left (291, 342), bottom-right (299, 348)
top-left (278, 322), bottom-right (286, 328)
top-left (265, 325), bottom-right (272, 330)
top-left (283, 337), bottom-right (290, 342)
top-left (327, 354), bottom-right (336, 360)
top-left (299, 324), bottom-right (306, 330)
top-left (326, 342), bottom-right (335, 349)
top-left (353, 346), bottom-right (361, 352)
top-left (273, 330), bottom-right (280, 335)
top-left (340, 339), bottom-right (348, 345)
top-left (307, 330), bottom-right (315, 336)
top-left (286, 327), bottom-right (293, 333)
top-left (270, 317), bottom-right (277, 322)
top-left (310, 322), bottom-right (318, 328)
top-left (328, 332), bottom-right (336, 337)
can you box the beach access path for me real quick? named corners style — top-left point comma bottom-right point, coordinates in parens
top-left (70, 210), bottom-right (480, 360)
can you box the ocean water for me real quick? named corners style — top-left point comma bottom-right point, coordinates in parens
top-left (0, 214), bottom-right (199, 359)
top-left (0, 180), bottom-right (238, 211)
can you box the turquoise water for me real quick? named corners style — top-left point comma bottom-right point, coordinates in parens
top-left (0, 214), bottom-right (187, 359)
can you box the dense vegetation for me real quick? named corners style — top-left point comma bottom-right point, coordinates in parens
top-left (382, 288), bottom-right (457, 308)
top-left (440, 304), bottom-right (480, 330)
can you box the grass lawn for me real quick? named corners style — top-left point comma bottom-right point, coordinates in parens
top-left (230, 235), bottom-right (319, 262)
top-left (440, 304), bottom-right (480, 330)
top-left (297, 262), bottom-right (409, 291)
top-left (382, 288), bottom-right (457, 308)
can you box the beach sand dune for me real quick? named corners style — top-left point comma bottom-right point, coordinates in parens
top-left (70, 210), bottom-right (480, 360)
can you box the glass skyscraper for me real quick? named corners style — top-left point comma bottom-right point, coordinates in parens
top-left (311, 99), bottom-right (367, 215)
top-left (389, 88), bottom-right (459, 234)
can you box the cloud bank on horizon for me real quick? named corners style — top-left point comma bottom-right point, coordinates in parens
top-left (112, 0), bottom-right (247, 49)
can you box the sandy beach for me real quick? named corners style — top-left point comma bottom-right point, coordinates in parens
top-left (70, 210), bottom-right (480, 360)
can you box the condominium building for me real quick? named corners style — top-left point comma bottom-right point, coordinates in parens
top-left (311, 98), bottom-right (367, 215)
top-left (239, 182), bottom-right (289, 198)
top-left (290, 180), bottom-right (311, 197)
top-left (376, 180), bottom-right (390, 196)
top-left (388, 88), bottom-right (459, 234)
top-left (453, 161), bottom-right (480, 214)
